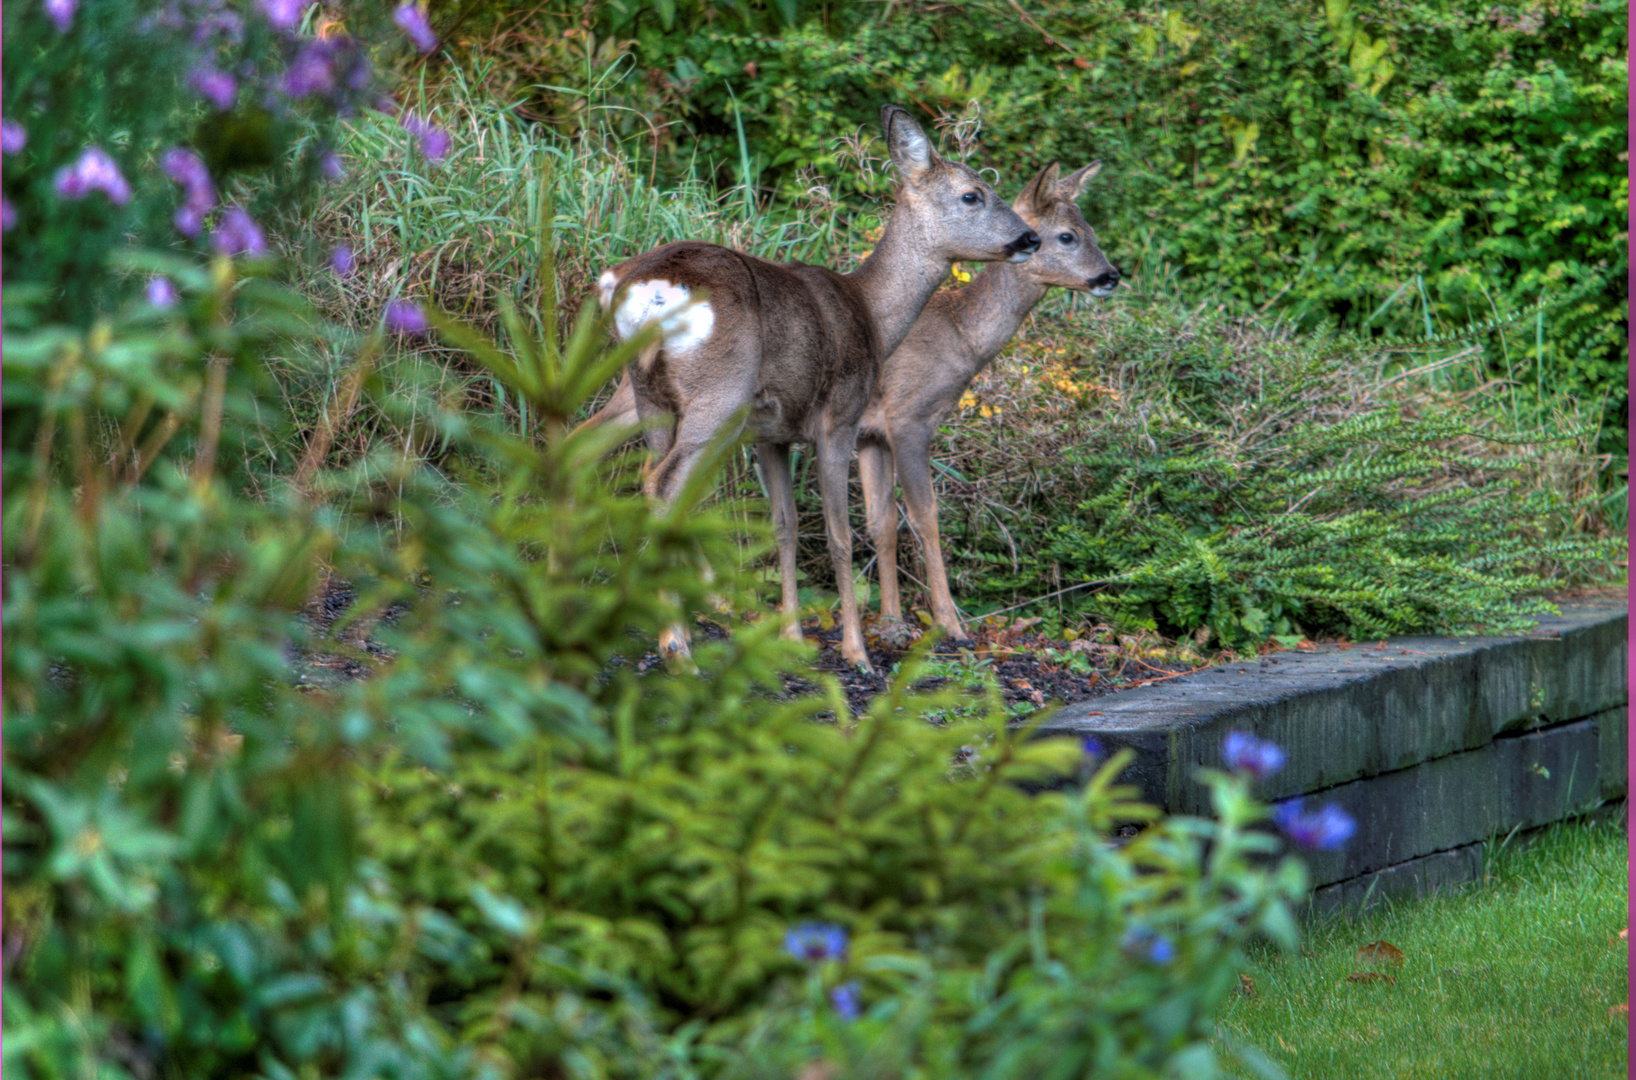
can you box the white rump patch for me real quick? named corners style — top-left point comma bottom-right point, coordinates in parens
top-left (614, 278), bottom-right (714, 354)
top-left (597, 270), bottom-right (618, 310)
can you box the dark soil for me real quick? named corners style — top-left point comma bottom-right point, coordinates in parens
top-left (296, 575), bottom-right (1199, 715)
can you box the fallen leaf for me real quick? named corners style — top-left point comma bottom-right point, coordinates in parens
top-left (1610, 1003), bottom-right (1628, 1021)
top-left (1355, 940), bottom-right (1406, 967)
top-left (1073, 56), bottom-right (1091, 69)
top-left (1238, 972), bottom-right (1257, 998)
top-left (1296, 639), bottom-right (1318, 652)
top-left (1345, 971), bottom-right (1396, 985)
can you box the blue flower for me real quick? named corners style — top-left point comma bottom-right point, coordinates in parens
top-left (331, 245), bottom-right (355, 277)
top-left (829, 981), bottom-right (861, 1020)
top-left (1273, 799), bottom-right (1355, 851)
top-left (2, 197), bottom-right (15, 233)
top-left (1081, 736), bottom-right (1105, 761)
top-left (284, 41), bottom-right (338, 99)
top-left (1120, 925), bottom-right (1174, 965)
top-left (2, 119), bottom-right (27, 155)
top-left (784, 922), bottom-right (848, 964)
top-left (393, 3), bottom-right (439, 54)
top-left (1222, 730), bottom-right (1285, 779)
top-left (319, 150), bottom-right (345, 181)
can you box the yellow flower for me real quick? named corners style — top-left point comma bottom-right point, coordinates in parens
top-left (958, 391), bottom-right (978, 410)
top-left (951, 262), bottom-right (972, 283)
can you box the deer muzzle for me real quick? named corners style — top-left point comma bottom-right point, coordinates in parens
top-left (1005, 229), bottom-right (1042, 263)
top-left (1086, 267), bottom-right (1121, 296)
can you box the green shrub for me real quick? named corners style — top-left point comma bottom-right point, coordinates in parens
top-left (914, 303), bottom-right (1617, 648)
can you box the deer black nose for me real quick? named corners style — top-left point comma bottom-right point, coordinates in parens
top-left (1008, 229), bottom-right (1042, 256)
top-left (1087, 268), bottom-right (1121, 292)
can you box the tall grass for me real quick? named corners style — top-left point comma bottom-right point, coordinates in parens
top-left (1215, 814), bottom-right (1629, 1079)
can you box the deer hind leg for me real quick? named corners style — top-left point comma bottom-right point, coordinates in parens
top-left (814, 423), bottom-right (872, 674)
top-left (754, 441), bottom-right (805, 641)
top-left (858, 436), bottom-right (902, 622)
top-left (894, 434), bottom-right (968, 642)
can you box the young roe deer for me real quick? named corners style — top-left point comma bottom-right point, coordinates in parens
top-left (859, 160), bottom-right (1118, 641)
top-left (594, 105), bottom-right (1040, 671)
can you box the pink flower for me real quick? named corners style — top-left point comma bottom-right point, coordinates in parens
top-left (54, 147), bottom-right (132, 205)
top-left (210, 205), bottom-right (267, 257)
top-left (43, 0), bottom-right (76, 33)
top-left (393, 3), bottom-right (439, 53)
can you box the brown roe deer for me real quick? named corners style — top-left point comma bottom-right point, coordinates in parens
top-left (859, 160), bottom-right (1118, 641)
top-left (594, 106), bottom-right (1040, 671)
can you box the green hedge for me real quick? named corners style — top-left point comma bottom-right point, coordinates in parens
top-left (523, 0), bottom-right (1626, 453)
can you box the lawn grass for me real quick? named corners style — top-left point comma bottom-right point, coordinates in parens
top-left (1217, 811), bottom-right (1629, 1079)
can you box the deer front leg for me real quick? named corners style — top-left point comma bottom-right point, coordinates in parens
top-left (754, 441), bottom-right (805, 641)
top-left (858, 436), bottom-right (902, 622)
top-left (894, 433), bottom-right (969, 642)
top-left (815, 425), bottom-right (873, 674)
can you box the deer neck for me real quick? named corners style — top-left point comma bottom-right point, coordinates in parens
top-left (845, 212), bottom-right (958, 357)
top-left (946, 262), bottom-right (1050, 365)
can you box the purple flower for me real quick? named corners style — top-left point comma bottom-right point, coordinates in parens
top-left (162, 147), bottom-right (215, 235)
top-left (785, 922), bottom-right (848, 965)
top-left (1121, 926), bottom-right (1175, 965)
top-left (44, 0), bottom-right (76, 33)
top-left (319, 150), bottom-right (344, 180)
top-left (256, 0), bottom-right (304, 32)
top-left (210, 205), bottom-right (267, 257)
top-left (146, 276), bottom-right (180, 308)
top-left (393, 3), bottom-right (439, 53)
top-left (331, 245), bottom-right (355, 276)
top-left (175, 205), bottom-right (206, 238)
top-left (400, 111), bottom-right (451, 161)
top-left (54, 147), bottom-right (132, 205)
top-left (829, 981), bottom-right (861, 1020)
top-left (161, 147), bottom-right (211, 195)
top-left (384, 300), bottom-right (429, 336)
top-left (283, 41), bottom-right (337, 98)
top-left (1222, 731), bottom-right (1286, 779)
top-left (2, 119), bottom-right (27, 155)
top-left (1273, 799), bottom-right (1356, 851)
top-left (2, 197), bottom-right (15, 232)
top-left (189, 67), bottom-right (237, 111)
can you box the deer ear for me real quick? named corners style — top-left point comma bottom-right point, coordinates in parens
top-left (1057, 162), bottom-right (1103, 202)
top-left (1016, 161), bottom-right (1061, 217)
top-left (882, 105), bottom-right (936, 182)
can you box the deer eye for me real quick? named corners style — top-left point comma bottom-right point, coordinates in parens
top-left (961, 191), bottom-right (980, 205)
top-left (1058, 232), bottom-right (1077, 245)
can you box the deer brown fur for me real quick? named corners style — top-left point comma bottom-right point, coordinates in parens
top-left (594, 106), bottom-right (1040, 670)
top-left (859, 160), bottom-right (1117, 640)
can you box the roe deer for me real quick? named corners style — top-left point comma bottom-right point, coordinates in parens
top-left (858, 160), bottom-right (1117, 640)
top-left (594, 105), bottom-right (1040, 671)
